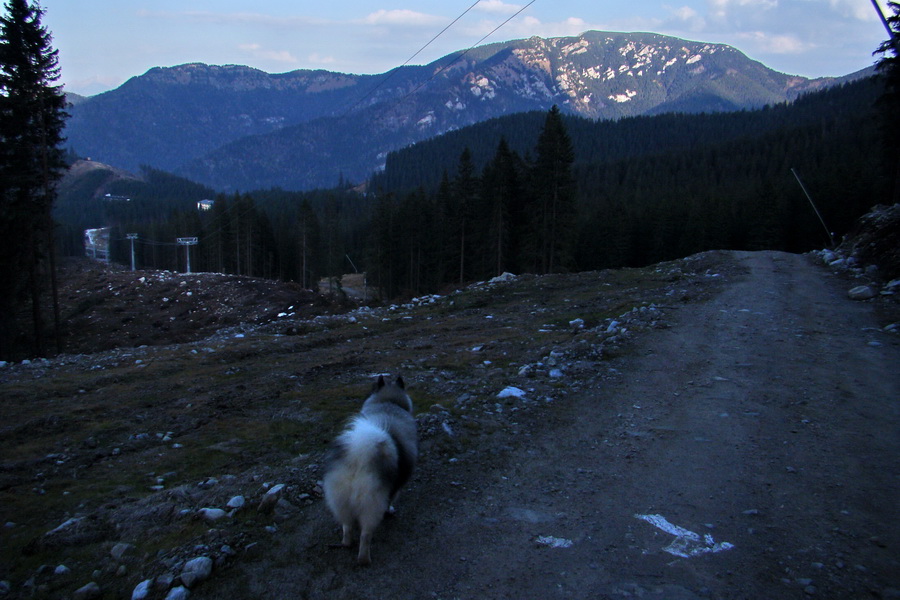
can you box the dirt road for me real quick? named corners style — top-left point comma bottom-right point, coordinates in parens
top-left (193, 251), bottom-right (899, 600)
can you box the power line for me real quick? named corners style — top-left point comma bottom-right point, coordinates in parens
top-left (339, 0), bottom-right (483, 117)
top-left (381, 0), bottom-right (538, 116)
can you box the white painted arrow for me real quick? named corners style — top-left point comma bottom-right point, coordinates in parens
top-left (635, 513), bottom-right (734, 558)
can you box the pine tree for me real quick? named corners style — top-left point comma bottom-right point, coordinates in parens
top-left (530, 106), bottom-right (576, 273)
top-left (451, 148), bottom-right (479, 284)
top-left (875, 0), bottom-right (900, 203)
top-left (0, 0), bottom-right (68, 359)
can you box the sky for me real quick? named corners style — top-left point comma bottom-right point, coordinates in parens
top-left (40, 0), bottom-right (893, 97)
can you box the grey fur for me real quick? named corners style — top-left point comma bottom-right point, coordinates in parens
top-left (322, 375), bottom-right (418, 565)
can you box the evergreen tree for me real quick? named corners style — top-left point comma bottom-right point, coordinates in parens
top-left (451, 148), bottom-right (479, 284)
top-left (296, 200), bottom-right (322, 288)
top-left (0, 0), bottom-right (68, 359)
top-left (481, 137), bottom-right (522, 276)
top-left (530, 106), bottom-right (576, 273)
top-left (875, 0), bottom-right (900, 203)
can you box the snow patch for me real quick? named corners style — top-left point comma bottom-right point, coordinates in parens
top-left (609, 90), bottom-right (637, 103)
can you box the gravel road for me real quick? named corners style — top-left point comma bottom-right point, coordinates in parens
top-left (193, 250), bottom-right (899, 600)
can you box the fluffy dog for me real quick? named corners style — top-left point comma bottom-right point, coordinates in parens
top-left (323, 375), bottom-right (417, 565)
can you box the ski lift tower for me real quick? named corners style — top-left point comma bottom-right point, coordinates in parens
top-left (177, 237), bottom-right (198, 274)
top-left (126, 233), bottom-right (138, 271)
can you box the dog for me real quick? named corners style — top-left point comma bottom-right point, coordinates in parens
top-left (323, 375), bottom-right (418, 565)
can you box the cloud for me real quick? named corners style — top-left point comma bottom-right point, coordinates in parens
top-left (307, 52), bottom-right (336, 65)
top-left (238, 43), bottom-right (299, 64)
top-left (359, 9), bottom-right (445, 27)
top-left (707, 0), bottom-right (778, 20)
top-left (138, 9), bottom-right (327, 28)
top-left (829, 0), bottom-right (878, 21)
top-left (736, 31), bottom-right (814, 54)
top-left (474, 0), bottom-right (524, 15)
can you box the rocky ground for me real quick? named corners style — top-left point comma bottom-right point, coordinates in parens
top-left (1, 244), bottom-right (898, 599)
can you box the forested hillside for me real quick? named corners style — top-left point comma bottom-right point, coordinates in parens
top-left (55, 76), bottom-right (889, 301)
top-left (368, 77), bottom-right (885, 295)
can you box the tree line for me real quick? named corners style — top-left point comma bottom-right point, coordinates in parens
top-left (368, 106), bottom-right (577, 298)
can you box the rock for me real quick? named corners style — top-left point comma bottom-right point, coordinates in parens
top-left (111, 542), bottom-right (135, 561)
top-left (257, 484), bottom-right (285, 514)
top-left (0, 581), bottom-right (10, 595)
top-left (73, 581), bottom-right (101, 600)
top-left (197, 507), bottom-right (227, 523)
top-left (132, 578), bottom-right (152, 600)
top-left (165, 586), bottom-right (190, 600)
top-left (497, 386), bottom-right (526, 399)
top-left (226, 495), bottom-right (245, 510)
top-left (569, 318), bottom-right (585, 329)
top-left (848, 285), bottom-right (877, 300)
top-left (155, 572), bottom-right (175, 591)
top-left (180, 556), bottom-right (213, 588)
top-left (54, 565), bottom-right (70, 576)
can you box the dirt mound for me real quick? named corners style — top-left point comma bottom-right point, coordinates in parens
top-left (54, 258), bottom-right (345, 355)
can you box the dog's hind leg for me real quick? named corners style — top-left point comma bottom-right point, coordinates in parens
top-left (341, 523), bottom-right (353, 547)
top-left (357, 528), bottom-right (373, 565)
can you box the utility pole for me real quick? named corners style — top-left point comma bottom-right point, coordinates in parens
top-left (126, 233), bottom-right (138, 271)
top-left (177, 237), bottom-right (198, 274)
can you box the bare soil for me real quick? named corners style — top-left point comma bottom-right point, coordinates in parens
top-left (1, 250), bottom-right (898, 600)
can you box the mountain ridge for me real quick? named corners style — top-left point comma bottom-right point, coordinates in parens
top-left (64, 30), bottom-right (874, 191)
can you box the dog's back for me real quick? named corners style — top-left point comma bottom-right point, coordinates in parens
top-left (323, 375), bottom-right (417, 565)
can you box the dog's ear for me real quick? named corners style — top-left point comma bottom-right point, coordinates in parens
top-left (395, 375), bottom-right (405, 389)
top-left (375, 374), bottom-right (386, 391)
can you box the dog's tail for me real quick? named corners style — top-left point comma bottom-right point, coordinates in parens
top-left (324, 416), bottom-right (399, 564)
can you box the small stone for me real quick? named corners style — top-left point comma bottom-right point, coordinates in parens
top-left (848, 285), bottom-right (876, 300)
top-left (180, 556), bottom-right (213, 588)
top-left (155, 572), bottom-right (175, 591)
top-left (226, 496), bottom-right (245, 510)
top-left (197, 508), bottom-right (227, 523)
top-left (257, 485), bottom-right (284, 514)
top-left (73, 581), bottom-right (101, 600)
top-left (132, 578), bottom-right (153, 600)
top-left (111, 542), bottom-right (135, 561)
top-left (53, 565), bottom-right (70, 576)
top-left (165, 586), bottom-right (190, 600)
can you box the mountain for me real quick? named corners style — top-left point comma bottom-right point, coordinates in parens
top-left (65, 31), bottom-right (872, 191)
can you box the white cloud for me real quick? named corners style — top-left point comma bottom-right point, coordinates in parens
top-left (308, 52), bottom-right (336, 65)
top-left (737, 31), bottom-right (813, 54)
top-left (359, 9), bottom-right (445, 27)
top-left (138, 9), bottom-right (327, 28)
top-left (707, 0), bottom-right (778, 20)
top-left (238, 43), bottom-right (299, 64)
top-left (495, 15), bottom-right (594, 38)
top-left (829, 0), bottom-right (878, 21)
top-left (664, 5), bottom-right (707, 31)
top-left (474, 0), bottom-right (524, 15)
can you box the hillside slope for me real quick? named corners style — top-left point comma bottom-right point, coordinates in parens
top-left (1, 249), bottom-right (897, 599)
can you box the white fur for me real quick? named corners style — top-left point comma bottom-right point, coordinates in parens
top-left (323, 416), bottom-right (397, 565)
